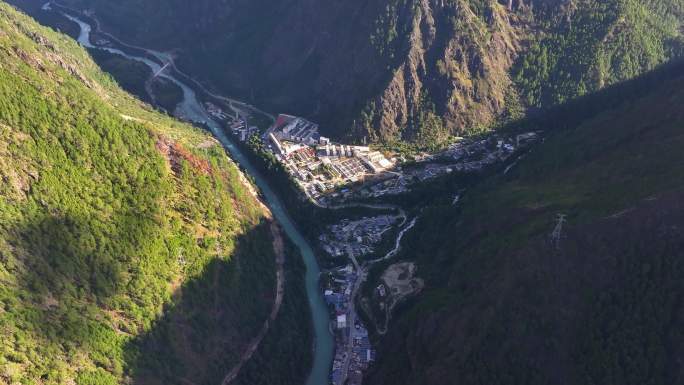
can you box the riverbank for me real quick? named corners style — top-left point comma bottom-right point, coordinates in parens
top-left (36, 4), bottom-right (334, 384)
top-left (31, 5), bottom-right (471, 384)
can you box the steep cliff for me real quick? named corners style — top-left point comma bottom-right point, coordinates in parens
top-left (356, 0), bottom-right (526, 146)
top-left (353, 0), bottom-right (683, 146)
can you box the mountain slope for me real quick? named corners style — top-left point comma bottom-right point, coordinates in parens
top-left (365, 61), bottom-right (684, 385)
top-left (16, 0), bottom-right (684, 148)
top-left (0, 3), bottom-right (310, 385)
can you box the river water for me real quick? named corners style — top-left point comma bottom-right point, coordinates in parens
top-left (55, 7), bottom-right (334, 385)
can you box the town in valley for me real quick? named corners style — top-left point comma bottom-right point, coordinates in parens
top-left (206, 101), bottom-right (539, 384)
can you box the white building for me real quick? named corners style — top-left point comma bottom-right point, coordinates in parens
top-left (277, 117), bottom-right (320, 145)
top-left (269, 133), bottom-right (285, 155)
top-left (360, 151), bottom-right (393, 173)
top-left (337, 314), bottom-right (347, 329)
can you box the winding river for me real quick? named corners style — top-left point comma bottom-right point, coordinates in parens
top-left (50, 5), bottom-right (334, 385)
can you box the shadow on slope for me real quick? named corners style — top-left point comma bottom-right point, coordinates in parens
top-left (370, 192), bottom-right (684, 385)
top-left (123, 219), bottom-right (277, 385)
top-left (365, 60), bottom-right (684, 385)
top-left (8, 212), bottom-right (278, 385)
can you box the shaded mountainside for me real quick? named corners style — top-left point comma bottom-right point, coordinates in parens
top-left (0, 3), bottom-right (310, 385)
top-left (365, 62), bottom-right (684, 385)
top-left (13, 0), bottom-right (684, 148)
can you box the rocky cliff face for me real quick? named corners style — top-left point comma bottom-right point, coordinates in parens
top-left (22, 0), bottom-right (683, 147)
top-left (349, 0), bottom-right (683, 146)
top-left (358, 0), bottom-right (526, 145)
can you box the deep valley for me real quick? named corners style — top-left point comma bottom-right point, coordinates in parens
top-left (1, 1), bottom-right (684, 385)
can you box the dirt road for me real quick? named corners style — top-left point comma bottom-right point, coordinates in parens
top-left (221, 221), bottom-right (285, 385)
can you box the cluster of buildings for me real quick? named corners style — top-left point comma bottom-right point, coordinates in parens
top-left (315, 144), bottom-right (392, 174)
top-left (214, 107), bottom-right (542, 217)
top-left (324, 265), bottom-right (375, 385)
top-left (445, 132), bottom-right (538, 162)
top-left (205, 102), bottom-right (232, 122)
top-left (211, 107), bottom-right (541, 385)
top-left (215, 105), bottom-right (540, 207)
top-left (206, 102), bottom-right (259, 141)
top-left (324, 265), bottom-right (355, 324)
top-left (229, 118), bottom-right (259, 142)
top-left (264, 114), bottom-right (395, 200)
top-left (319, 215), bottom-right (398, 260)
top-left (345, 325), bottom-right (375, 385)
top-left (363, 176), bottom-right (410, 198)
top-left (270, 114), bottom-right (322, 145)
top-left (338, 131), bottom-right (541, 202)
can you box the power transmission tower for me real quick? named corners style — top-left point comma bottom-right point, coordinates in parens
top-left (551, 213), bottom-right (567, 249)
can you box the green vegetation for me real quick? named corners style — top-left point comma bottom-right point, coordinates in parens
top-left (89, 48), bottom-right (153, 103)
top-left (233, 238), bottom-right (313, 385)
top-left (80, 46), bottom-right (183, 114)
top-left (365, 0), bottom-right (683, 149)
top-left (369, 0), bottom-right (407, 58)
top-left (35, 0), bottom-right (683, 151)
top-left (247, 110), bottom-right (276, 132)
top-left (513, 0), bottom-right (684, 108)
top-left (408, 92), bottom-right (451, 151)
top-left (367, 61), bottom-right (684, 385)
top-left (149, 77), bottom-right (183, 113)
top-left (0, 4), bottom-right (309, 384)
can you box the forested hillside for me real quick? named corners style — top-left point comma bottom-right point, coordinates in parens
top-left (513, 0), bottom-right (684, 107)
top-left (12, 0), bottom-right (684, 149)
top-left (365, 61), bottom-right (684, 385)
top-left (3, 0), bottom-right (684, 384)
top-left (0, 3), bottom-right (309, 384)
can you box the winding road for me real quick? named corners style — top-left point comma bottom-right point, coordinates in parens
top-left (302, 185), bottom-right (408, 225)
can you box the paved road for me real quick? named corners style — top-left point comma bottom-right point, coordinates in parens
top-left (337, 214), bottom-right (417, 382)
top-left (339, 251), bottom-right (362, 385)
top-left (302, 187), bottom-right (407, 225)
